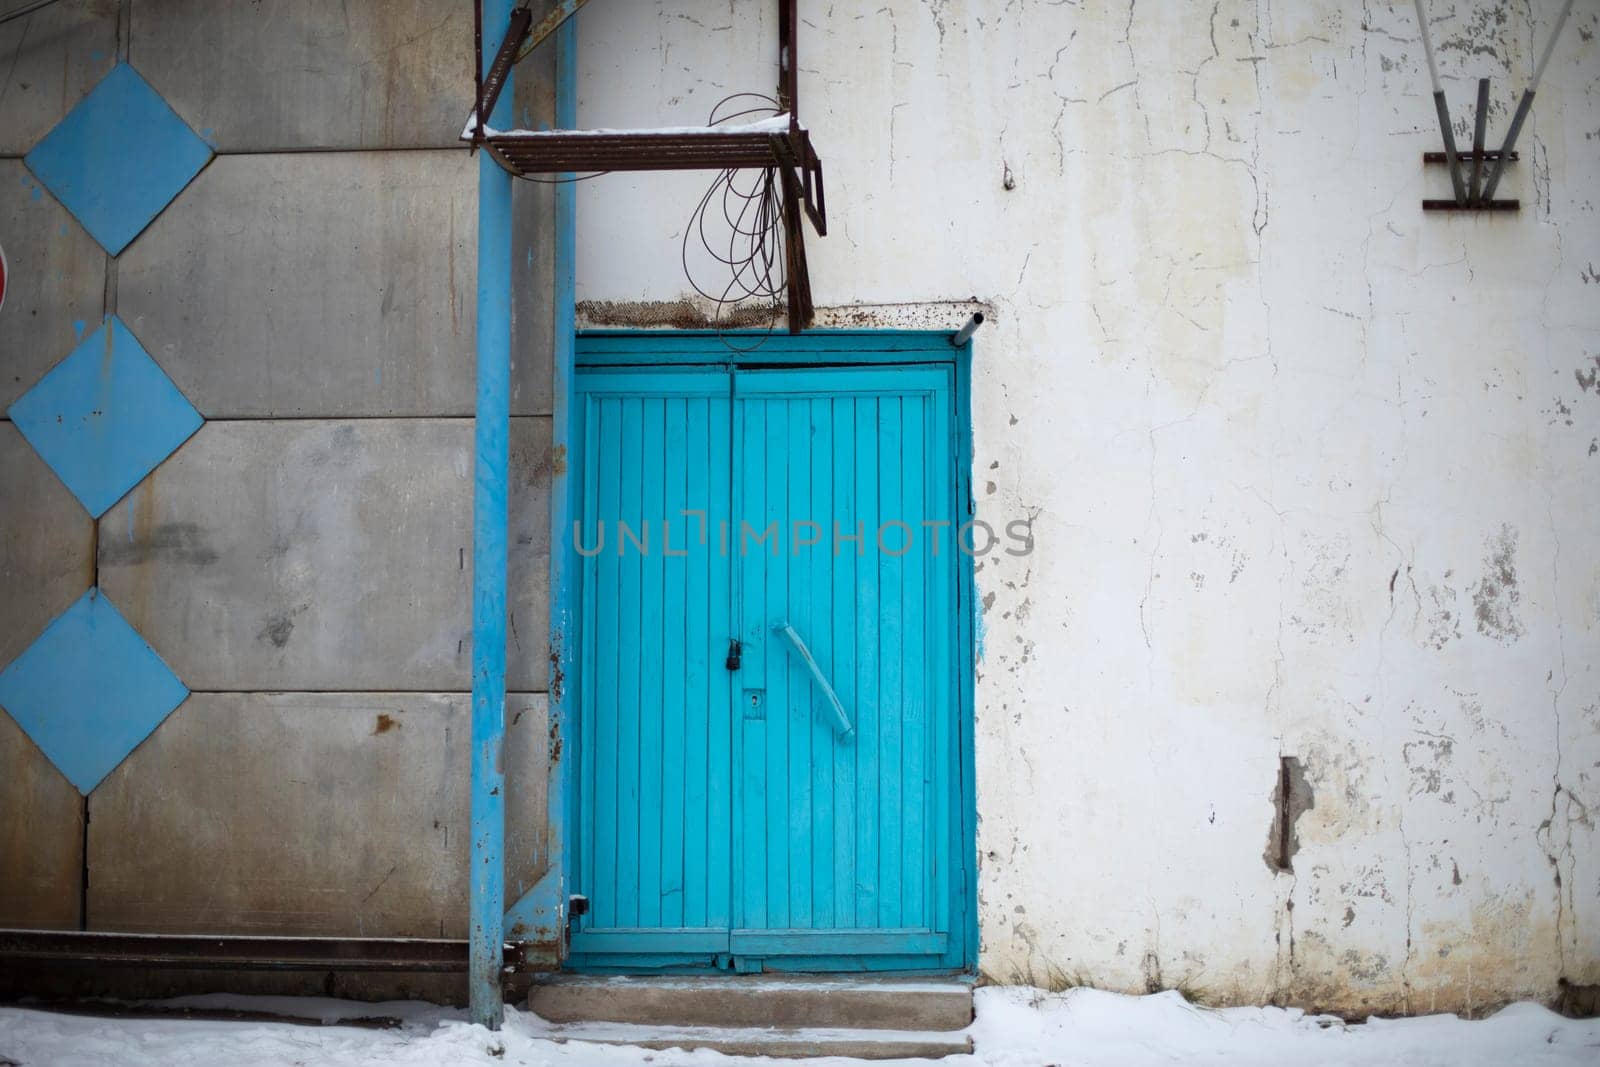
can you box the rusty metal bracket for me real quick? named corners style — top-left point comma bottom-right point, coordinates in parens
top-left (514, 0), bottom-right (594, 65)
top-left (771, 136), bottom-right (815, 331)
top-left (1421, 199), bottom-right (1519, 212)
top-left (1423, 150), bottom-right (1517, 165)
top-left (473, 4), bottom-right (534, 139)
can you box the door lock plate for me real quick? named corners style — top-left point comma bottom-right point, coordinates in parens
top-left (742, 688), bottom-right (765, 720)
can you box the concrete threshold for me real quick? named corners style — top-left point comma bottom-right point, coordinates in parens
top-left (534, 1019), bottom-right (974, 1060)
top-left (527, 973), bottom-right (976, 1032)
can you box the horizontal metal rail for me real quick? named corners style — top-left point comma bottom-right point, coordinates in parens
top-left (0, 929), bottom-right (530, 973)
top-left (484, 129), bottom-right (818, 174)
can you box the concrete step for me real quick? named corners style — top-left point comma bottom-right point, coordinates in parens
top-left (532, 1020), bottom-right (974, 1060)
top-left (527, 974), bottom-right (975, 1033)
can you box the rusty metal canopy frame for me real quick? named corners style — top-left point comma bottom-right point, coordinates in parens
top-left (465, 0), bottom-right (827, 332)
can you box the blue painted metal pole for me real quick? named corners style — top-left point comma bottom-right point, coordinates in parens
top-left (470, 0), bottom-right (515, 1032)
top-left (495, 0), bottom-right (577, 960)
top-left (547, 11), bottom-right (579, 936)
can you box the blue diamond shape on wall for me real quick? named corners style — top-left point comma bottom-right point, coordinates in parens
top-left (0, 589), bottom-right (188, 794)
top-left (7, 316), bottom-right (202, 518)
top-left (24, 63), bottom-right (212, 256)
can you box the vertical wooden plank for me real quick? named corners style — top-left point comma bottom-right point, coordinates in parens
top-left (659, 396), bottom-right (688, 929)
top-left (877, 395), bottom-right (904, 930)
top-left (734, 395), bottom-right (765, 932)
top-left (953, 352), bottom-right (978, 968)
top-left (853, 395), bottom-right (880, 930)
top-left (636, 398), bottom-right (665, 929)
top-left (708, 387), bottom-right (734, 931)
top-left (930, 371), bottom-right (957, 949)
top-left (810, 393), bottom-right (836, 931)
top-left (763, 398), bottom-right (791, 930)
top-left (831, 394), bottom-right (858, 929)
top-left (591, 396), bottom-right (622, 931)
top-left (901, 391), bottom-right (928, 930)
top-left (681, 396), bottom-right (710, 931)
top-left (786, 396), bottom-right (813, 930)
top-left (614, 396), bottom-right (644, 929)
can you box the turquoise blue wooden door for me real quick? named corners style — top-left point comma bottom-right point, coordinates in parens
top-left (570, 362), bottom-right (962, 971)
top-left (731, 366), bottom-right (959, 969)
top-left (570, 368), bottom-right (735, 960)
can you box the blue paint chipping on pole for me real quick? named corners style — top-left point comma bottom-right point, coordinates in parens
top-left (471, 0), bottom-right (515, 1032)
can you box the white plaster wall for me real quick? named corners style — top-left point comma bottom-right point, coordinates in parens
top-left (572, 0), bottom-right (1600, 1015)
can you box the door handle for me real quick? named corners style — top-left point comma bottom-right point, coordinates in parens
top-left (773, 621), bottom-right (854, 741)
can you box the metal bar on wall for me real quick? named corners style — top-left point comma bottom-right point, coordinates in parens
top-left (471, 0), bottom-right (516, 1033)
top-left (0, 929), bottom-right (528, 973)
top-left (1468, 78), bottom-right (1489, 205)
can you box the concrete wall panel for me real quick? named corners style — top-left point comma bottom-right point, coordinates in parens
top-left (0, 709), bottom-right (83, 929)
top-left (0, 160), bottom-right (106, 409)
top-left (129, 0), bottom-right (473, 152)
top-left (87, 691), bottom-right (547, 937)
top-left (0, 423), bottom-right (94, 668)
top-left (0, 0), bottom-right (119, 156)
top-left (97, 418), bottom-right (550, 692)
top-left (117, 152), bottom-right (551, 418)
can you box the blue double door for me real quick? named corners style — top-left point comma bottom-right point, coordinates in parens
top-left (570, 363), bottom-right (964, 971)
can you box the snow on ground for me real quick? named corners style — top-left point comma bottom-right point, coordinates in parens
top-left (2, 986), bottom-right (1597, 1066)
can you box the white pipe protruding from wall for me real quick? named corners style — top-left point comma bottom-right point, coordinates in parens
top-left (951, 312), bottom-right (985, 347)
top-left (1412, 0), bottom-right (1443, 92)
top-left (1531, 0), bottom-right (1576, 91)
top-left (1411, 0), bottom-right (1469, 204)
top-left (1483, 0), bottom-right (1575, 201)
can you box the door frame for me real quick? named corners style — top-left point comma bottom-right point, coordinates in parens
top-left (557, 329), bottom-right (979, 974)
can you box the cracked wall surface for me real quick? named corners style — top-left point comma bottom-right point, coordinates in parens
top-left (575, 0), bottom-right (1600, 1015)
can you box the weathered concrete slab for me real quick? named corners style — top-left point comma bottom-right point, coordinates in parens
top-left (535, 1022), bottom-right (973, 1061)
top-left (0, 0), bottom-right (119, 156)
top-left (529, 976), bottom-right (976, 1032)
top-left (98, 418), bottom-right (551, 692)
top-left (117, 152), bottom-right (551, 417)
top-left (0, 423), bottom-right (94, 669)
top-left (129, 0), bottom-right (473, 152)
top-left (0, 709), bottom-right (83, 929)
top-left (87, 690), bottom-right (548, 938)
top-left (0, 160), bottom-right (106, 409)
